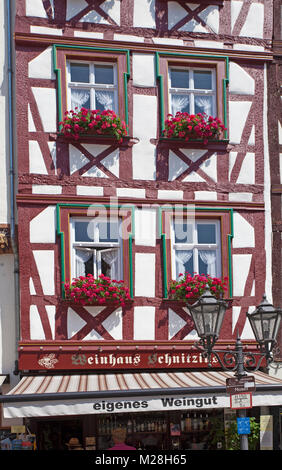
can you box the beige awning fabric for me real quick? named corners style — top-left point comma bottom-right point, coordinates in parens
top-left (2, 370), bottom-right (282, 418)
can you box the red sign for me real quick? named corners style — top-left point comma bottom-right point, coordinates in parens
top-left (18, 345), bottom-right (265, 372)
top-left (19, 347), bottom-right (223, 371)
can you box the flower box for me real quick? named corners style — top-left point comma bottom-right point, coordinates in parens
top-left (169, 273), bottom-right (229, 302)
top-left (59, 108), bottom-right (128, 143)
top-left (64, 274), bottom-right (131, 308)
top-left (162, 112), bottom-right (227, 145)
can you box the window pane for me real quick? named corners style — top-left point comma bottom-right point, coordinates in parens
top-left (74, 221), bottom-right (93, 242)
top-left (174, 222), bottom-right (193, 243)
top-left (95, 65), bottom-right (114, 84)
top-left (70, 63), bottom-right (90, 83)
top-left (171, 94), bottom-right (190, 115)
top-left (170, 69), bottom-right (189, 89)
top-left (197, 224), bottom-right (216, 244)
top-left (194, 71), bottom-right (212, 90)
top-left (194, 95), bottom-right (213, 115)
top-left (198, 250), bottom-right (216, 277)
top-left (175, 250), bottom-right (193, 277)
top-left (95, 90), bottom-right (115, 111)
top-left (98, 222), bottom-right (119, 242)
top-left (71, 89), bottom-right (90, 110)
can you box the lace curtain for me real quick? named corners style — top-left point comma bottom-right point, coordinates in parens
top-left (175, 250), bottom-right (193, 277)
top-left (171, 95), bottom-right (189, 115)
top-left (101, 249), bottom-right (119, 279)
top-left (75, 248), bottom-right (119, 278)
top-left (75, 249), bottom-right (93, 277)
top-left (194, 96), bottom-right (212, 115)
top-left (96, 91), bottom-right (114, 110)
top-left (198, 250), bottom-right (216, 277)
top-left (71, 90), bottom-right (90, 109)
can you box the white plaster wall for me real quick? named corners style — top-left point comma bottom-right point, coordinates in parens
top-left (232, 212), bottom-right (255, 248)
top-left (135, 208), bottom-right (156, 246)
top-left (133, 0), bottom-right (155, 28)
top-left (100, 308), bottom-right (123, 340)
top-left (239, 3), bottom-right (264, 39)
top-left (33, 250), bottom-right (55, 295)
top-left (32, 185), bottom-right (62, 194)
top-left (132, 53), bottom-right (155, 87)
top-left (169, 308), bottom-right (198, 341)
top-left (132, 94), bottom-right (157, 180)
top-left (29, 140), bottom-right (48, 174)
top-left (69, 144), bottom-right (111, 178)
top-left (31, 87), bottom-right (57, 132)
top-left (168, 3), bottom-right (219, 33)
top-left (229, 62), bottom-right (255, 95)
top-left (26, 0), bottom-right (47, 18)
top-left (30, 206), bottom-right (56, 244)
top-left (68, 306), bottom-right (104, 340)
top-left (135, 253), bottom-right (155, 297)
top-left (229, 101), bottom-right (252, 145)
top-left (28, 46), bottom-right (55, 80)
top-left (232, 254), bottom-right (252, 296)
top-left (67, 0), bottom-right (120, 25)
top-left (134, 306), bottom-right (155, 340)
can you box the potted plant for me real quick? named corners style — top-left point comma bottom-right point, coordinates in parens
top-left (169, 272), bottom-right (229, 301)
top-left (64, 273), bottom-right (131, 307)
top-left (163, 112), bottom-right (226, 144)
top-left (59, 107), bottom-right (128, 142)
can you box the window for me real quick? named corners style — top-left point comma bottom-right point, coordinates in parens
top-left (70, 217), bottom-right (122, 280)
top-left (67, 61), bottom-right (118, 111)
top-left (168, 66), bottom-right (216, 116)
top-left (171, 219), bottom-right (221, 279)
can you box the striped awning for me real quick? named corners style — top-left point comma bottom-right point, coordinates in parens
top-left (2, 370), bottom-right (282, 418)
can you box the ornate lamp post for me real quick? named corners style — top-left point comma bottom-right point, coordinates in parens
top-left (186, 287), bottom-right (282, 450)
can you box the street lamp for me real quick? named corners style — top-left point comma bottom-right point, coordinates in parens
top-left (247, 295), bottom-right (282, 365)
top-left (186, 287), bottom-right (282, 450)
top-left (187, 286), bottom-right (229, 358)
top-left (187, 287), bottom-right (282, 373)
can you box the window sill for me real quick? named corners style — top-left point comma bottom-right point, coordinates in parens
top-left (157, 137), bottom-right (229, 150)
top-left (50, 133), bottom-right (139, 148)
top-left (62, 298), bottom-right (133, 307)
top-left (162, 298), bottom-right (233, 308)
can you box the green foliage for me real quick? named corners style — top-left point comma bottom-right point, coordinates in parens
top-left (207, 416), bottom-right (260, 450)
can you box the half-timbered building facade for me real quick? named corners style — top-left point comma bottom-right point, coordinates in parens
top-left (1, 0), bottom-right (282, 450)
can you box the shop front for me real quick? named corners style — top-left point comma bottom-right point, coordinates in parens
top-left (2, 370), bottom-right (282, 450)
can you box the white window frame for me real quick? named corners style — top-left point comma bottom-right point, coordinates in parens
top-left (171, 219), bottom-right (221, 279)
top-left (67, 60), bottom-right (118, 111)
top-left (168, 66), bottom-right (217, 116)
top-left (70, 217), bottom-right (123, 280)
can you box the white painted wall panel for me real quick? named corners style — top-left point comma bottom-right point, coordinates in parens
top-left (30, 206), bottom-right (56, 244)
top-left (135, 208), bottom-right (156, 247)
top-left (134, 306), bottom-right (155, 340)
top-left (132, 94), bottom-right (157, 181)
top-left (133, 0), bottom-right (155, 28)
top-left (135, 253), bottom-right (155, 297)
top-left (31, 87), bottom-right (57, 132)
top-left (232, 254), bottom-right (252, 296)
top-left (33, 250), bottom-right (55, 295)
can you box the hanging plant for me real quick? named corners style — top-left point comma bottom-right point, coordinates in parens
top-left (59, 108), bottom-right (128, 142)
top-left (169, 272), bottom-right (229, 301)
top-left (64, 273), bottom-right (131, 307)
top-left (163, 112), bottom-right (226, 144)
